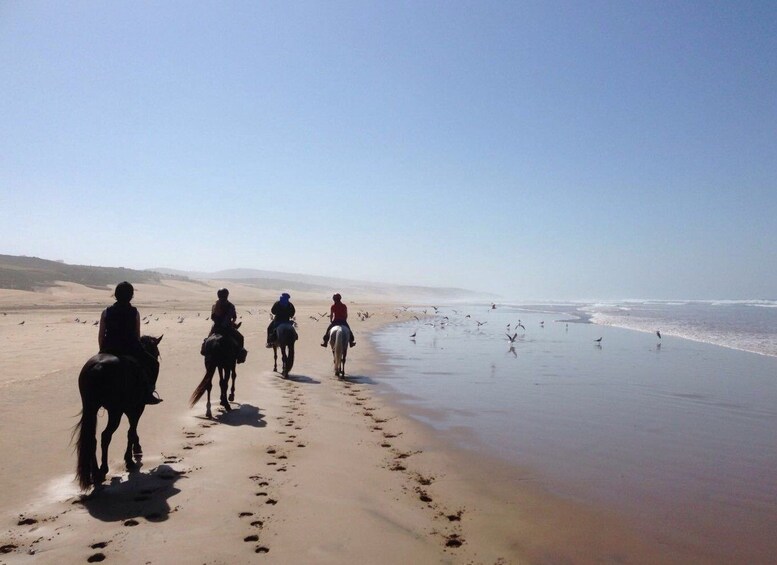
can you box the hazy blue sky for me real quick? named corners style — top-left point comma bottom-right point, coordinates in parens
top-left (2, 1), bottom-right (775, 300)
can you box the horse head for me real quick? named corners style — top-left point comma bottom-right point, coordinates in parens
top-left (140, 334), bottom-right (164, 359)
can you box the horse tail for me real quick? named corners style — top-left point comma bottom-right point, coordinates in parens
top-left (190, 365), bottom-right (215, 407)
top-left (74, 363), bottom-right (100, 491)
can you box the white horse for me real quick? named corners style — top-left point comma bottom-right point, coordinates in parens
top-left (328, 325), bottom-right (350, 377)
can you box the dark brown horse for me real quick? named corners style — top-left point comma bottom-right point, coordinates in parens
top-left (271, 321), bottom-right (297, 378)
top-left (74, 335), bottom-right (163, 491)
top-left (190, 332), bottom-right (239, 418)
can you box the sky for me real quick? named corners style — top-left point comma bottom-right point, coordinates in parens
top-left (1, 1), bottom-right (776, 300)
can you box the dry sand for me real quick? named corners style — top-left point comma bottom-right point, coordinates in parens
top-left (0, 281), bottom-right (675, 564)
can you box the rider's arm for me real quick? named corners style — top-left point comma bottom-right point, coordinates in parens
top-left (134, 310), bottom-right (141, 340)
top-left (330, 304), bottom-right (335, 322)
top-left (98, 310), bottom-right (107, 350)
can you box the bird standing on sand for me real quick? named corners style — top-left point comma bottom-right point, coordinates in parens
top-left (594, 337), bottom-right (602, 343)
top-left (506, 332), bottom-right (518, 343)
top-left (410, 330), bottom-right (417, 339)
top-left (656, 330), bottom-right (662, 339)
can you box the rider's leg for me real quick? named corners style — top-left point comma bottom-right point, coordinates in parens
top-left (344, 322), bottom-right (356, 346)
top-left (321, 322), bottom-right (334, 347)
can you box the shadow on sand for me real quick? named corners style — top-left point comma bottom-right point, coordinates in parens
top-left (78, 464), bottom-right (183, 523)
top-left (214, 402), bottom-right (267, 427)
top-left (283, 373), bottom-right (321, 385)
top-left (340, 374), bottom-right (378, 385)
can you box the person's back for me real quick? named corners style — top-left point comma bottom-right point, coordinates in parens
top-left (271, 296), bottom-right (295, 322)
top-left (101, 302), bottom-right (140, 354)
top-left (211, 298), bottom-right (237, 331)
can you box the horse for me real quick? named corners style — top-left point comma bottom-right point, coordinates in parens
top-left (190, 331), bottom-right (239, 419)
top-left (329, 325), bottom-right (350, 378)
top-left (271, 322), bottom-right (297, 378)
top-left (74, 335), bottom-right (163, 491)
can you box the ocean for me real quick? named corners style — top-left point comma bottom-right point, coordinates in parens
top-left (370, 301), bottom-right (777, 562)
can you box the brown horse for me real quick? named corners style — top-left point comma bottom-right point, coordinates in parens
top-left (74, 335), bottom-right (163, 491)
top-left (190, 332), bottom-right (239, 418)
top-left (271, 321), bottom-right (297, 378)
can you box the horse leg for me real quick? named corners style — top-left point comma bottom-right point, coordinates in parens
top-left (228, 366), bottom-right (236, 402)
top-left (205, 364), bottom-right (215, 419)
top-left (99, 409), bottom-right (122, 482)
top-left (132, 406), bottom-right (146, 459)
top-left (281, 346), bottom-right (288, 378)
top-left (219, 366), bottom-right (232, 411)
top-left (125, 410), bottom-right (142, 469)
top-left (273, 345), bottom-right (278, 372)
top-left (342, 348), bottom-right (347, 377)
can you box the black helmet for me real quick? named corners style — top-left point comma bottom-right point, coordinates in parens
top-left (333, 293), bottom-right (342, 301)
top-left (114, 281), bottom-right (134, 304)
top-left (217, 288), bottom-right (229, 299)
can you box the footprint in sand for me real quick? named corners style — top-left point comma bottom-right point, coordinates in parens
top-left (1, 544), bottom-right (18, 554)
top-left (445, 534), bottom-right (464, 548)
top-left (239, 512), bottom-right (254, 517)
top-left (17, 517), bottom-right (37, 526)
top-left (87, 553), bottom-right (106, 562)
top-left (445, 510), bottom-right (463, 522)
top-left (123, 519), bottom-right (139, 527)
top-left (244, 534), bottom-right (259, 542)
top-left (255, 546), bottom-right (270, 553)
top-left (90, 541), bottom-right (110, 549)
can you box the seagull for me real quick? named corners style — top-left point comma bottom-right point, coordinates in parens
top-left (476, 321), bottom-right (487, 327)
top-left (594, 337), bottom-right (602, 343)
top-left (656, 330), bottom-right (662, 339)
top-left (18, 320), bottom-right (25, 325)
top-left (410, 331), bottom-right (417, 339)
top-left (506, 332), bottom-right (518, 343)
top-left (517, 322), bottom-right (526, 330)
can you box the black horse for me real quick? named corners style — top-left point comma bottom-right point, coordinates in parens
top-left (271, 322), bottom-right (297, 378)
top-left (74, 335), bottom-right (163, 491)
top-left (190, 331), bottom-right (239, 418)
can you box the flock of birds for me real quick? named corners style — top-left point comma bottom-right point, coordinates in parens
top-left (5, 304), bottom-right (665, 351)
top-left (399, 303), bottom-right (664, 352)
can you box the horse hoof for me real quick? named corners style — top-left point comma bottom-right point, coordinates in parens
top-left (206, 410), bottom-right (212, 419)
top-left (228, 393), bottom-right (235, 402)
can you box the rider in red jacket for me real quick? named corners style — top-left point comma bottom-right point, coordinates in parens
top-left (321, 293), bottom-right (356, 347)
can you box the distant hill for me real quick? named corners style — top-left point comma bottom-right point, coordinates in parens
top-left (153, 267), bottom-right (492, 302)
top-left (0, 255), bottom-right (183, 291)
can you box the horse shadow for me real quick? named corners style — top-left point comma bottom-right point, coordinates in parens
top-left (283, 373), bottom-right (320, 385)
top-left (340, 374), bottom-right (378, 385)
top-left (213, 402), bottom-right (266, 428)
top-left (78, 464), bottom-right (183, 523)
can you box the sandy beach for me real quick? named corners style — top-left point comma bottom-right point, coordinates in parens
top-left (0, 280), bottom-right (701, 564)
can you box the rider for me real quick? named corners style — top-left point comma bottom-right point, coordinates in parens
top-left (266, 292), bottom-right (295, 347)
top-left (209, 288), bottom-right (247, 363)
top-left (98, 281), bottom-right (162, 405)
top-left (321, 293), bottom-right (356, 347)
